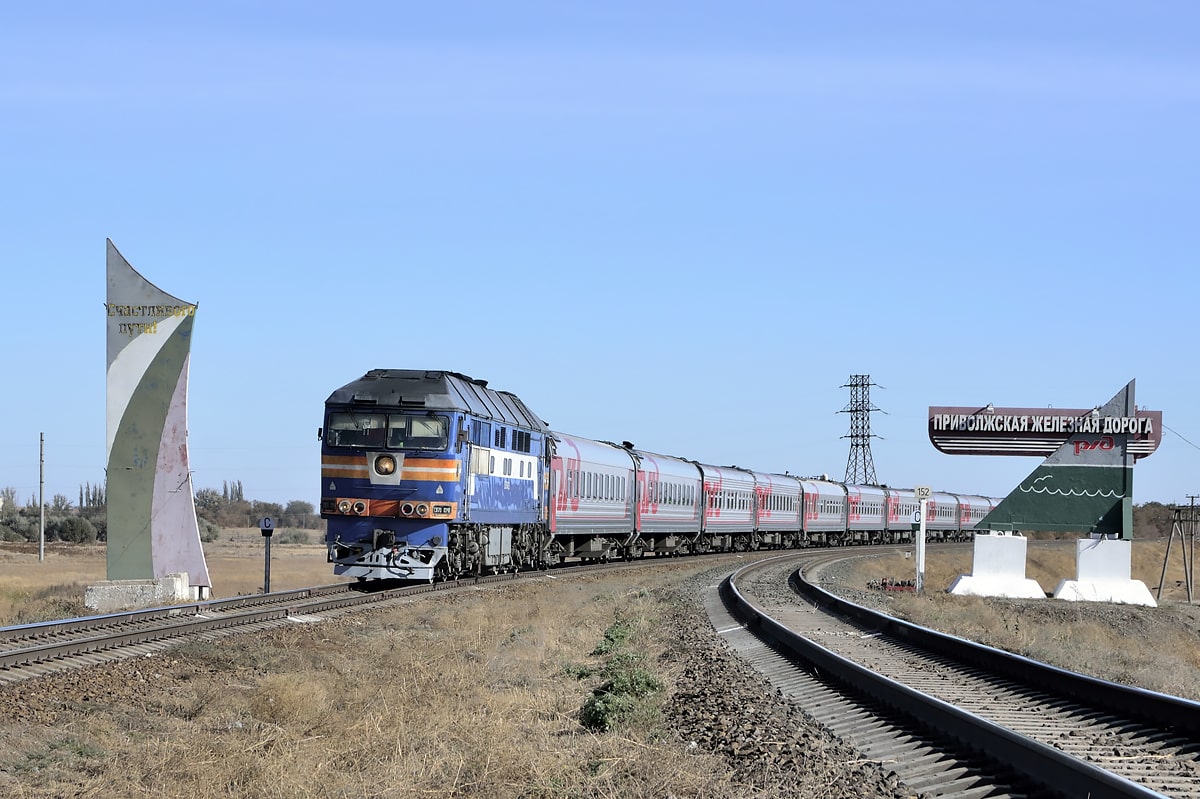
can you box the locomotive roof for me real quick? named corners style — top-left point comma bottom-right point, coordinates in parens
top-left (326, 369), bottom-right (548, 432)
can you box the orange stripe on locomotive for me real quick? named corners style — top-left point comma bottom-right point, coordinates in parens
top-left (321, 454), bottom-right (460, 482)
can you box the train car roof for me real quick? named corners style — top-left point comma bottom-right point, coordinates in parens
top-left (630, 447), bottom-right (704, 478)
top-left (325, 369), bottom-right (549, 432)
top-left (844, 483), bottom-right (888, 497)
top-left (552, 432), bottom-right (639, 468)
top-left (745, 470), bottom-right (803, 489)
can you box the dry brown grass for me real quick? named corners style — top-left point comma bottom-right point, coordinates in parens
top-left (2, 538), bottom-right (1197, 796)
top-left (0, 533), bottom-right (334, 626)
top-left (0, 564), bottom-right (745, 799)
top-left (841, 539), bottom-right (1200, 700)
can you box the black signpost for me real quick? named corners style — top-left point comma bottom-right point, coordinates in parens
top-left (259, 516), bottom-right (274, 593)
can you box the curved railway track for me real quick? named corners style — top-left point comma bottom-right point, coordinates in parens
top-left (4, 547), bottom-right (1198, 798)
top-left (717, 552), bottom-right (1200, 799)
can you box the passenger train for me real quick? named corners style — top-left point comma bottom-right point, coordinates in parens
top-left (321, 370), bottom-right (998, 582)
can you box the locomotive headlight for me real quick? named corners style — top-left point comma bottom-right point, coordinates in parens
top-left (416, 503), bottom-right (428, 517)
top-left (375, 455), bottom-right (396, 475)
top-left (337, 499), bottom-right (352, 514)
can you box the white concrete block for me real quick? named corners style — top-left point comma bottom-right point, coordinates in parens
top-left (84, 572), bottom-right (196, 613)
top-left (1053, 538), bottom-right (1157, 606)
top-left (947, 533), bottom-right (1046, 599)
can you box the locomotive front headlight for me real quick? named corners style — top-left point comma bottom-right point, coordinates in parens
top-left (337, 499), bottom-right (352, 514)
top-left (375, 455), bottom-right (396, 475)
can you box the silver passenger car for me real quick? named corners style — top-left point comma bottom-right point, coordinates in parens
top-left (630, 447), bottom-right (704, 554)
top-left (548, 432), bottom-right (636, 560)
top-left (697, 463), bottom-right (757, 549)
top-left (749, 470), bottom-right (804, 548)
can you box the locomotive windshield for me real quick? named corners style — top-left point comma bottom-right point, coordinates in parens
top-left (325, 411), bottom-right (449, 451)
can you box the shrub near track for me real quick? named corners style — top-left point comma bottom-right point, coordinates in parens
top-left (575, 608), bottom-right (665, 732)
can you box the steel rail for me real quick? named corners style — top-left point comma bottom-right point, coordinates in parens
top-left (789, 563), bottom-right (1200, 738)
top-left (722, 555), bottom-right (1171, 799)
top-left (0, 583), bottom-right (355, 644)
top-left (0, 564), bottom-right (590, 677)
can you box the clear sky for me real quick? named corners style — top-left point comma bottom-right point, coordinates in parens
top-left (1, 2), bottom-right (1197, 511)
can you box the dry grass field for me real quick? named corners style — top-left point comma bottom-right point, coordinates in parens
top-left (832, 538), bottom-right (1200, 700)
top-left (0, 530), bottom-right (333, 625)
top-left (0, 557), bottom-right (799, 799)
top-left (0, 536), bottom-right (1196, 797)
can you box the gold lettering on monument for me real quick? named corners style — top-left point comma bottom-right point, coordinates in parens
top-left (105, 304), bottom-right (196, 337)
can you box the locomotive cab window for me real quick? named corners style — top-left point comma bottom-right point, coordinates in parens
top-left (388, 415), bottom-right (448, 450)
top-left (324, 412), bottom-right (386, 448)
top-left (324, 412), bottom-right (448, 451)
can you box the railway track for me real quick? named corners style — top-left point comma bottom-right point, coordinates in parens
top-left (0, 576), bottom-right (514, 683)
top-left (0, 551), bottom-right (766, 683)
top-left (716, 553), bottom-right (1200, 799)
top-left (0, 555), bottom-right (690, 683)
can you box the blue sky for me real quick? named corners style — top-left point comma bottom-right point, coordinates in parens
top-left (1, 2), bottom-right (1197, 511)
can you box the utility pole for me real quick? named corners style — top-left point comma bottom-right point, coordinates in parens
top-left (1157, 495), bottom-right (1197, 602)
top-left (840, 375), bottom-right (884, 485)
top-left (39, 433), bottom-right (45, 562)
top-left (1189, 495), bottom-right (1198, 602)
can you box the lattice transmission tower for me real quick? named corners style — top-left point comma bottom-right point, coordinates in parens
top-left (840, 375), bottom-right (884, 485)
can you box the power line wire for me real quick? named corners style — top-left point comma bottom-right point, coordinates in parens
top-left (1163, 423), bottom-right (1200, 451)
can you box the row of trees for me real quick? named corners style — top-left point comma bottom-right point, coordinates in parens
top-left (0, 482), bottom-right (319, 545)
top-left (0, 486), bottom-right (108, 544)
top-left (1, 485), bottom-right (1194, 547)
top-left (194, 483), bottom-right (318, 532)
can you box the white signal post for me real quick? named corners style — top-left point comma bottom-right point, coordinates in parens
top-left (914, 486), bottom-right (932, 594)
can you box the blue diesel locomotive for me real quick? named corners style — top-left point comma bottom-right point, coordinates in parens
top-left (321, 370), bottom-right (997, 581)
top-left (321, 370), bottom-right (550, 581)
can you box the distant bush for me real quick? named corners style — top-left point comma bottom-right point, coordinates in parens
top-left (50, 516), bottom-right (97, 544)
top-left (88, 516), bottom-right (107, 542)
top-left (198, 518), bottom-right (221, 543)
top-left (2, 515), bottom-right (36, 542)
top-left (274, 529), bottom-right (311, 545)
